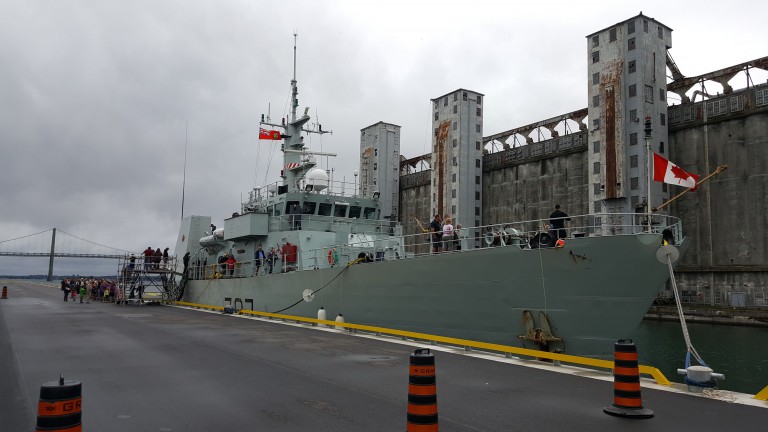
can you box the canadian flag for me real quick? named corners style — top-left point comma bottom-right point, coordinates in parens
top-left (653, 153), bottom-right (699, 189)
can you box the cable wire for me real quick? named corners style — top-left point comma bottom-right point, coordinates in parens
top-left (667, 253), bottom-right (707, 366)
top-left (0, 228), bottom-right (53, 244)
top-left (57, 229), bottom-right (135, 254)
top-left (270, 259), bottom-right (362, 314)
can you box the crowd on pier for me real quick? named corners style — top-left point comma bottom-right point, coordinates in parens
top-left (60, 278), bottom-right (117, 303)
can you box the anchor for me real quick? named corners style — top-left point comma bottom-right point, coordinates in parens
top-left (518, 310), bottom-right (563, 352)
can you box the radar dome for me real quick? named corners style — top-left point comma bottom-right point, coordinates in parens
top-left (305, 168), bottom-right (329, 191)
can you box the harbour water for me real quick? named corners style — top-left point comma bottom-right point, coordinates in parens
top-left (631, 319), bottom-right (768, 394)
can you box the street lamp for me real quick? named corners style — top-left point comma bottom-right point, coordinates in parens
top-left (353, 170), bottom-right (358, 197)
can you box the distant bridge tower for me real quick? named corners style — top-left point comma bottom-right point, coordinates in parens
top-left (430, 89), bottom-right (485, 247)
top-left (47, 228), bottom-right (56, 281)
top-left (586, 13), bottom-right (672, 220)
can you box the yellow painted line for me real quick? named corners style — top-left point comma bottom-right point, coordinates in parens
top-left (755, 385), bottom-right (768, 401)
top-left (174, 301), bottom-right (670, 385)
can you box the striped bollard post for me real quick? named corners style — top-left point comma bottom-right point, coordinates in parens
top-left (36, 375), bottom-right (82, 431)
top-left (603, 339), bottom-right (654, 419)
top-left (407, 348), bottom-right (438, 431)
top-left (1, 285), bottom-right (7, 299)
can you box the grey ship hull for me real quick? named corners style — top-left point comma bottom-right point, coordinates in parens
top-left (182, 233), bottom-right (681, 358)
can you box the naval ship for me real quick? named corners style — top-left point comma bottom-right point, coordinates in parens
top-left (174, 39), bottom-right (687, 358)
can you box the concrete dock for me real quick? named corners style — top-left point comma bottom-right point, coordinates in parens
top-left (2, 281), bottom-right (766, 431)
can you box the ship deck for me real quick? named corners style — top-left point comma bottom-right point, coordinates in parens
top-left (2, 281), bottom-right (765, 431)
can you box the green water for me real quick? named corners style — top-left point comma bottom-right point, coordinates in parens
top-left (630, 320), bottom-right (768, 395)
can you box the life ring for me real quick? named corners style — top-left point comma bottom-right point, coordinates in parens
top-left (696, 291), bottom-right (704, 301)
top-left (327, 248), bottom-right (338, 265)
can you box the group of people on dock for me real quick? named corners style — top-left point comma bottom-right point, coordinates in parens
top-left (60, 278), bottom-right (116, 303)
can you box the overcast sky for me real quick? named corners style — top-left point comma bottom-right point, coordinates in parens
top-left (1, 0), bottom-right (766, 276)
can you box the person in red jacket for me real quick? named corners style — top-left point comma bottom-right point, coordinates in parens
top-left (226, 254), bottom-right (237, 277)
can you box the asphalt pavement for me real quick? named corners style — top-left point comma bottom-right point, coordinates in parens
top-left (1, 281), bottom-right (765, 431)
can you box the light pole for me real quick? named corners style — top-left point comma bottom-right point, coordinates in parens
top-left (353, 170), bottom-right (358, 197)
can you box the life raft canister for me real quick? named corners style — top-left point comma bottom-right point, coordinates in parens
top-left (327, 248), bottom-right (339, 265)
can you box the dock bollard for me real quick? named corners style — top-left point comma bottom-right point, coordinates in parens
top-left (36, 375), bottom-right (82, 431)
top-left (407, 348), bottom-right (438, 432)
top-left (1, 285), bottom-right (7, 299)
top-left (603, 339), bottom-right (653, 419)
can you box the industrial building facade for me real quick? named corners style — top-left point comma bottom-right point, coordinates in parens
top-left (394, 13), bottom-right (768, 306)
top-left (359, 122), bottom-right (401, 221)
top-left (430, 89), bottom-right (484, 246)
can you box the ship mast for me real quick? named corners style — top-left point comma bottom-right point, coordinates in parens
top-left (291, 33), bottom-right (298, 124)
top-left (260, 33), bottom-right (333, 194)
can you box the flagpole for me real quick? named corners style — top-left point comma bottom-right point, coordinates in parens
top-left (644, 116), bottom-right (652, 233)
top-left (653, 165), bottom-right (728, 212)
top-left (181, 121), bottom-right (188, 220)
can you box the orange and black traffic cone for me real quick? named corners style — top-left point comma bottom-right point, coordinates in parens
top-left (36, 375), bottom-right (82, 431)
top-left (407, 348), bottom-right (438, 431)
top-left (603, 339), bottom-right (653, 419)
top-left (1, 285), bottom-right (7, 299)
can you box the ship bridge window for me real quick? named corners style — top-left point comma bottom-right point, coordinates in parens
top-left (286, 201), bottom-right (301, 215)
top-left (303, 201), bottom-right (316, 214)
top-left (318, 202), bottom-right (332, 216)
top-left (363, 207), bottom-right (377, 219)
top-left (349, 206), bottom-right (362, 219)
top-left (334, 204), bottom-right (348, 218)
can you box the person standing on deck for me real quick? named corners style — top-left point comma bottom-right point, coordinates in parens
top-left (267, 247), bottom-right (277, 274)
top-left (442, 218), bottom-right (454, 252)
top-left (226, 254), bottom-right (237, 277)
top-left (254, 244), bottom-right (266, 276)
top-left (549, 204), bottom-right (571, 241)
top-left (430, 214), bottom-right (443, 254)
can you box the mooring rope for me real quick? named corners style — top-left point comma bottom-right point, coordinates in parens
top-left (666, 253), bottom-right (707, 366)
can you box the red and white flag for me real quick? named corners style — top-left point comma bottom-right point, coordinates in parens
top-left (259, 128), bottom-right (282, 140)
top-left (653, 153), bottom-right (699, 189)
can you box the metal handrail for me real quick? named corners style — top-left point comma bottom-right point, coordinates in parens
top-left (183, 212), bottom-right (683, 279)
top-left (304, 212), bottom-right (683, 268)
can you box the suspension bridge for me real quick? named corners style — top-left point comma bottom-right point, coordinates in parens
top-left (0, 228), bottom-right (137, 280)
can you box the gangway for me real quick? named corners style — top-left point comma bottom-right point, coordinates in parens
top-left (115, 255), bottom-right (182, 305)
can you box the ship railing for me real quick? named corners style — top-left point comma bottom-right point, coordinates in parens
top-left (245, 179), bottom-right (378, 209)
top-left (300, 212), bottom-right (683, 268)
top-left (185, 212), bottom-right (682, 276)
top-left (186, 255), bottom-right (288, 280)
top-left (397, 212), bottom-right (683, 257)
